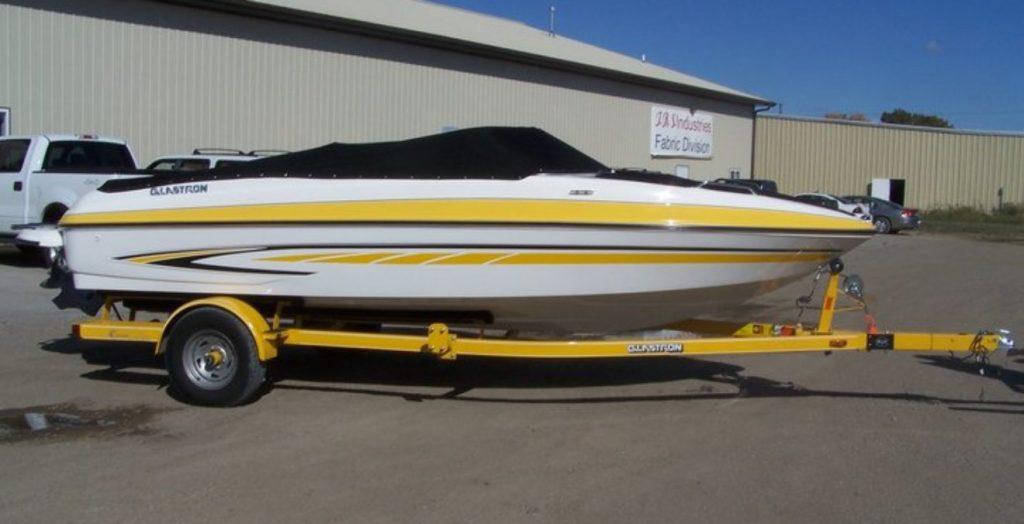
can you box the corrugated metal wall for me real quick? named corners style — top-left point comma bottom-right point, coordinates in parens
top-left (0, 0), bottom-right (754, 179)
top-left (755, 115), bottom-right (1024, 209)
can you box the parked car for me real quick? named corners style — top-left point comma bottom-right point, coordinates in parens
top-left (794, 193), bottom-right (840, 210)
top-left (145, 148), bottom-right (287, 171)
top-left (843, 195), bottom-right (920, 233)
top-left (1, 134), bottom-right (139, 263)
top-left (794, 193), bottom-right (872, 222)
top-left (712, 178), bottom-right (779, 195)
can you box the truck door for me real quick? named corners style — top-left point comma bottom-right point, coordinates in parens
top-left (0, 138), bottom-right (31, 235)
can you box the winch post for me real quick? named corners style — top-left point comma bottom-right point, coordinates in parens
top-left (816, 272), bottom-right (841, 334)
top-left (815, 260), bottom-right (843, 334)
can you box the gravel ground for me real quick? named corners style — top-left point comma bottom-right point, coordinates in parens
top-left (0, 233), bottom-right (1021, 523)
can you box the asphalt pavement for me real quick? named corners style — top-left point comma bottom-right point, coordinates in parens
top-left (0, 233), bottom-right (1021, 523)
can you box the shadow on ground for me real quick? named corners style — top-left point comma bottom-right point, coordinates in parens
top-left (41, 337), bottom-right (1024, 413)
top-left (916, 354), bottom-right (1024, 409)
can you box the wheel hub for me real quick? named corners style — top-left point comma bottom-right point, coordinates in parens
top-left (182, 331), bottom-right (238, 390)
top-left (202, 346), bottom-right (226, 369)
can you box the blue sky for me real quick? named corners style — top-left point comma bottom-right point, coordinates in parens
top-left (434, 0), bottom-right (1024, 131)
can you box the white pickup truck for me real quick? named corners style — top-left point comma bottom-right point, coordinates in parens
top-left (0, 135), bottom-right (138, 248)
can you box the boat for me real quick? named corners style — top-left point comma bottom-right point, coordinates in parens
top-left (58, 127), bottom-right (873, 335)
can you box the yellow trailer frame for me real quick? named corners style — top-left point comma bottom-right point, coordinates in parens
top-left (74, 267), bottom-right (1014, 362)
top-left (71, 260), bottom-right (1018, 406)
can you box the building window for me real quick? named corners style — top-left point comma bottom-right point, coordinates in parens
top-left (0, 107), bottom-right (9, 136)
top-left (674, 165), bottom-right (690, 178)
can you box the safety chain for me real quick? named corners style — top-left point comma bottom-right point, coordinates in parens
top-left (794, 265), bottom-right (828, 324)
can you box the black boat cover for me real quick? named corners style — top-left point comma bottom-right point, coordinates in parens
top-left (100, 127), bottom-right (609, 192)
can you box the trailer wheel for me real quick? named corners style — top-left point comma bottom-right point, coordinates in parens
top-left (165, 307), bottom-right (266, 406)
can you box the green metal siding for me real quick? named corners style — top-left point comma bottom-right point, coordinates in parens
top-left (755, 115), bottom-right (1024, 209)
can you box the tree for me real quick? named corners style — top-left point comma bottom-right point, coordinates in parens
top-left (880, 109), bottom-right (952, 128)
top-left (824, 112), bottom-right (869, 122)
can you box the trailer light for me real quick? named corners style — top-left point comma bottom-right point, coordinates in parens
top-left (996, 329), bottom-right (1015, 352)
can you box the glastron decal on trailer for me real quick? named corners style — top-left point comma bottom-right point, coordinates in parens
top-left (626, 342), bottom-right (683, 354)
top-left (650, 106), bottom-right (713, 159)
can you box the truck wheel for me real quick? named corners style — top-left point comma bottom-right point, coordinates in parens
top-left (165, 307), bottom-right (266, 406)
top-left (873, 217), bottom-right (891, 234)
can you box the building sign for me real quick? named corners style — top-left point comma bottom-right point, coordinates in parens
top-left (650, 106), bottom-right (713, 158)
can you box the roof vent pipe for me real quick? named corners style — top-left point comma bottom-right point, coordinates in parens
top-left (548, 5), bottom-right (556, 36)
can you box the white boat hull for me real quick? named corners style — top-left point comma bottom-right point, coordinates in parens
top-left (61, 172), bottom-right (874, 334)
top-left (66, 221), bottom-right (866, 334)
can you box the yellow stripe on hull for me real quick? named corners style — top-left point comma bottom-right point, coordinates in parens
top-left (125, 248), bottom-right (244, 264)
top-left (251, 251), bottom-right (834, 266)
top-left (125, 249), bottom-right (834, 267)
top-left (62, 199), bottom-right (874, 232)
top-left (490, 252), bottom-right (832, 265)
top-left (426, 252), bottom-right (511, 265)
top-left (375, 252), bottom-right (454, 265)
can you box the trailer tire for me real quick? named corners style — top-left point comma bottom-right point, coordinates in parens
top-left (164, 307), bottom-right (266, 407)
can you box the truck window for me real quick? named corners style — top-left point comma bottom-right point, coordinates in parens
top-left (146, 159), bottom-right (178, 171)
top-left (0, 139), bottom-right (30, 172)
top-left (179, 159), bottom-right (210, 171)
top-left (213, 159), bottom-right (248, 168)
top-left (42, 141), bottom-right (136, 171)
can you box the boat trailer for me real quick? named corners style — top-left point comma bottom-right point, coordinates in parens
top-left (73, 259), bottom-right (1017, 406)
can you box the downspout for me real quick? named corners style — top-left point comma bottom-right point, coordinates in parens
top-left (750, 102), bottom-right (775, 179)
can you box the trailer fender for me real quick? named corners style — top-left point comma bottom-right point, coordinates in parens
top-left (158, 297), bottom-right (278, 361)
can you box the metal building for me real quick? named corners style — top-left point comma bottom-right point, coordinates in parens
top-left (1, 0), bottom-right (769, 179)
top-left (755, 114), bottom-right (1024, 209)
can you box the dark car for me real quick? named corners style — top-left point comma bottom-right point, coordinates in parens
top-left (843, 196), bottom-right (920, 233)
top-left (711, 178), bottom-right (779, 195)
top-left (794, 193), bottom-right (840, 210)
